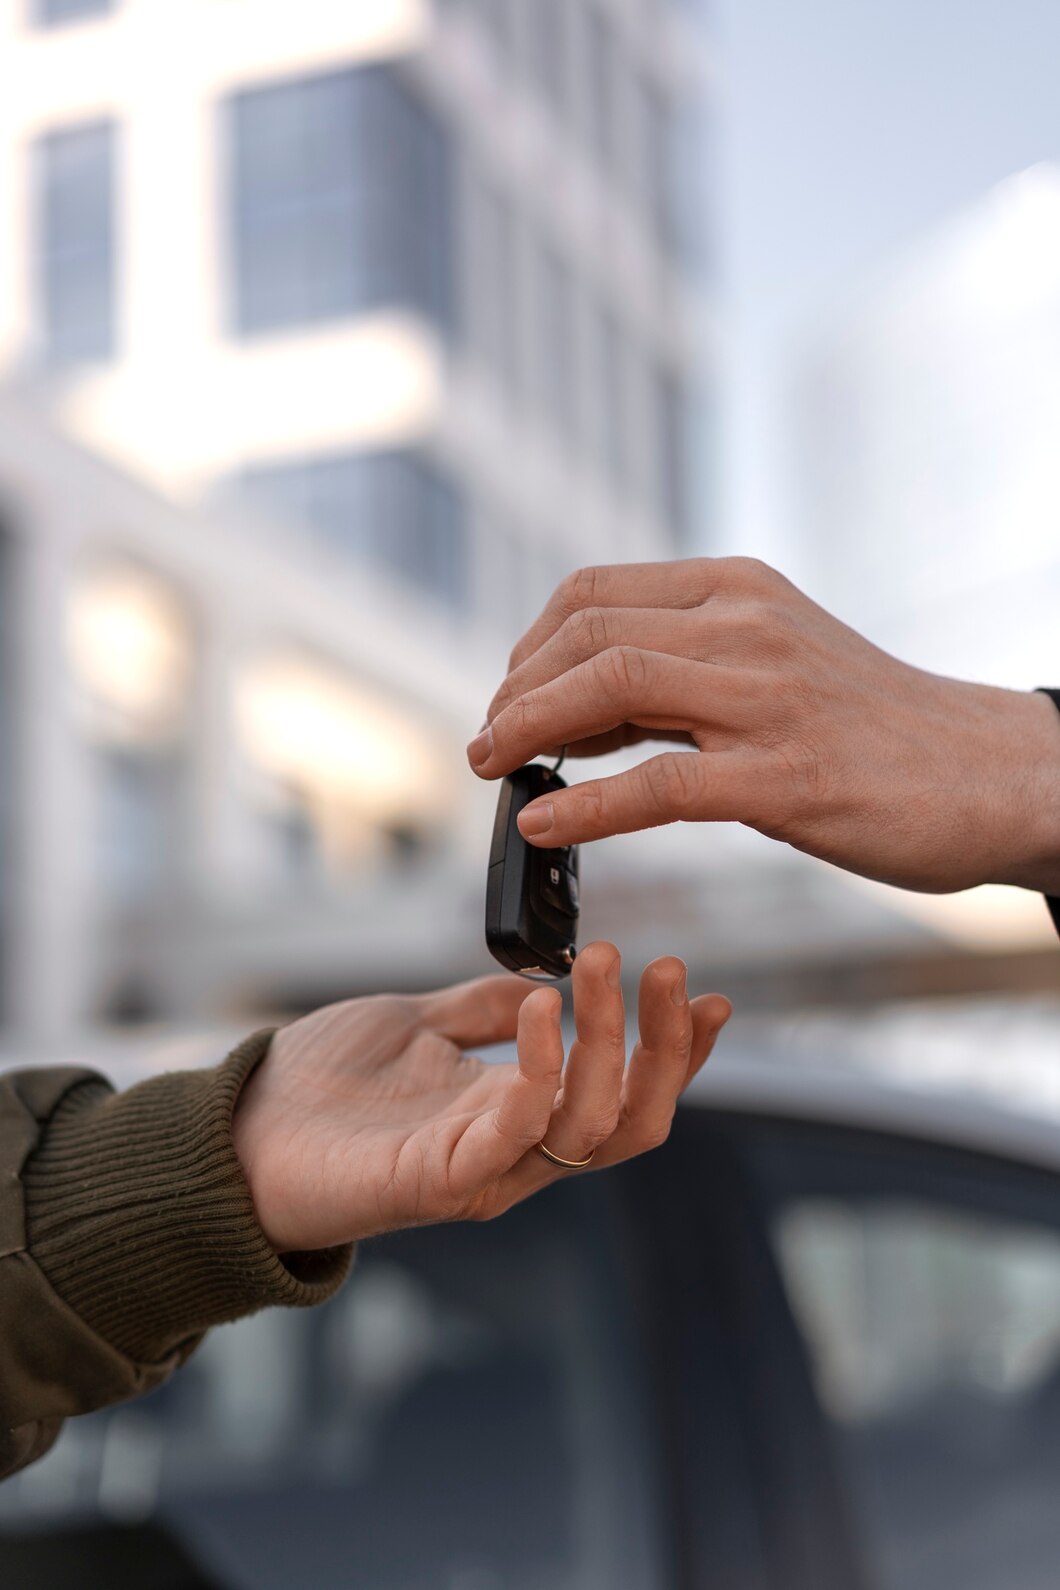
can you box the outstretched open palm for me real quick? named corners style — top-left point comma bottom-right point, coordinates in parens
top-left (233, 941), bottom-right (729, 1254)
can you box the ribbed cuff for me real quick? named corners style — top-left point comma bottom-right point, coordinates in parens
top-left (22, 1032), bottom-right (353, 1367)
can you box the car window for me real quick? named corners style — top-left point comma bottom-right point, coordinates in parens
top-left (0, 1179), bottom-right (671, 1590)
top-left (758, 1131), bottom-right (1060, 1590)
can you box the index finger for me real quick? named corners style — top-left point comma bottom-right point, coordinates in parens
top-left (508, 560), bottom-right (726, 672)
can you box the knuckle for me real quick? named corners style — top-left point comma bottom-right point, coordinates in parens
top-left (566, 605), bottom-right (611, 660)
top-left (488, 679), bottom-right (513, 718)
top-left (601, 1014), bottom-right (628, 1049)
top-left (368, 993), bottom-right (413, 1028)
top-left (506, 691), bottom-right (540, 738)
top-left (636, 759), bottom-right (677, 820)
top-left (639, 754), bottom-right (701, 818)
top-left (718, 555), bottom-right (777, 594)
top-left (575, 780), bottom-right (608, 832)
top-left (760, 734), bottom-right (829, 819)
top-left (685, 556), bottom-right (716, 595)
top-left (583, 1108), bottom-right (621, 1149)
top-left (743, 598), bottom-right (799, 655)
top-left (595, 644), bottom-right (649, 704)
top-left (561, 565), bottom-right (605, 617)
top-left (642, 1115), bottom-right (674, 1152)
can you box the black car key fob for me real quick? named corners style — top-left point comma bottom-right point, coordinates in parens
top-left (485, 764), bottom-right (579, 980)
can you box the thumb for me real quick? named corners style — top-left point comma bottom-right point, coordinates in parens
top-left (515, 751), bottom-right (764, 847)
top-left (418, 975), bottom-right (535, 1047)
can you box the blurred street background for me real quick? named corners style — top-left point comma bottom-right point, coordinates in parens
top-left (0, 0), bottom-right (1059, 1066)
top-left (8, 5), bottom-right (1060, 1584)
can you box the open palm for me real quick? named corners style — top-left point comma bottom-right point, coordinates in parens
top-left (232, 942), bottom-right (730, 1254)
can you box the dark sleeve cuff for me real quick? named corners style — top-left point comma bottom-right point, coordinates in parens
top-left (21, 1032), bottom-right (353, 1367)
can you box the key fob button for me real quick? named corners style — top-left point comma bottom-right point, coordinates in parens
top-left (564, 868), bottom-right (580, 914)
top-left (540, 858), bottom-right (578, 918)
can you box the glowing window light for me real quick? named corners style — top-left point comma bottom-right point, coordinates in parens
top-left (236, 653), bottom-right (442, 825)
top-left (68, 563), bottom-right (193, 743)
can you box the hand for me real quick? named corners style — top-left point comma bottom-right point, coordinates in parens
top-left (232, 942), bottom-right (730, 1254)
top-left (468, 558), bottom-right (1060, 896)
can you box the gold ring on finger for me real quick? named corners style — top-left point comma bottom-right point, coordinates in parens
top-left (535, 1141), bottom-right (595, 1170)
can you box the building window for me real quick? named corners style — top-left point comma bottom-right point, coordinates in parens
top-left (537, 241), bottom-right (577, 441)
top-left (595, 306), bottom-right (628, 485)
top-left (241, 450), bottom-right (468, 612)
top-left (33, 121), bottom-right (116, 366)
top-left (469, 175), bottom-right (522, 399)
top-left (525, 0), bottom-right (567, 114)
top-left (228, 66), bottom-right (455, 338)
top-left (587, 9), bottom-right (620, 175)
top-left (654, 366), bottom-right (691, 541)
top-left (474, 0), bottom-right (521, 63)
top-left (32, 0), bottom-right (112, 25)
top-left (636, 76), bottom-right (679, 256)
top-left (95, 748), bottom-right (176, 910)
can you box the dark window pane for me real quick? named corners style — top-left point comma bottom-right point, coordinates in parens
top-left (477, 0), bottom-right (520, 60)
top-left (526, 0), bottom-right (566, 112)
top-left (469, 177), bottom-right (521, 397)
top-left (587, 10), bottom-right (619, 173)
top-left (34, 121), bottom-right (116, 365)
top-left (750, 1125), bottom-right (1060, 1590)
top-left (34, 0), bottom-right (112, 25)
top-left (537, 242), bottom-right (576, 439)
top-left (641, 78), bottom-right (679, 255)
top-left (229, 67), bottom-right (455, 337)
top-left (240, 450), bottom-right (468, 612)
top-left (95, 748), bottom-right (175, 908)
top-left (596, 307), bottom-right (627, 483)
top-left (655, 366), bottom-right (691, 541)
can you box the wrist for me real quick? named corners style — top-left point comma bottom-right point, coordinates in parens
top-left (230, 1062), bottom-right (288, 1254)
top-left (986, 688), bottom-right (1060, 895)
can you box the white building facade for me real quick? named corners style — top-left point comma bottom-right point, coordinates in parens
top-left (792, 163), bottom-right (1060, 691)
top-left (0, 0), bottom-right (711, 1049)
top-left (785, 166), bottom-right (1060, 962)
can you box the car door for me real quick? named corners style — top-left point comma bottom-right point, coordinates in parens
top-left (616, 1110), bottom-right (875, 1590)
top-left (656, 1105), bottom-right (1060, 1590)
top-left (0, 1173), bottom-right (686, 1590)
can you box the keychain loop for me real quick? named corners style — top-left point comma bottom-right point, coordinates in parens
top-left (550, 747), bottom-right (567, 776)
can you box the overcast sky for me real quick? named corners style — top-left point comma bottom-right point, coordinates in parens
top-left (713, 0), bottom-right (1060, 572)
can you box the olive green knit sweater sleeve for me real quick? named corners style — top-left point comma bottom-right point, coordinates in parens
top-left (0, 1033), bottom-right (353, 1481)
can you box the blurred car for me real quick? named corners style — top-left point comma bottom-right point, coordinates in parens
top-left (5, 1040), bottom-right (1060, 1590)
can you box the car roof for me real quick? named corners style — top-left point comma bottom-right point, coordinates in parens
top-left (686, 995), bottom-right (1060, 1176)
top-left (4, 997), bottom-right (1060, 1178)
top-left (686, 1056), bottom-right (1060, 1176)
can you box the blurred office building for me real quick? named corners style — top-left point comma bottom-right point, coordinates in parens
top-left (789, 163), bottom-right (1060, 980)
top-left (0, 0), bottom-right (708, 1050)
top-left (794, 162), bottom-right (1060, 689)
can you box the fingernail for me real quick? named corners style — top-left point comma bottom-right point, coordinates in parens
top-left (518, 801), bottom-right (553, 837)
top-left (467, 727), bottom-right (493, 766)
top-left (606, 956), bottom-right (622, 990)
top-left (670, 969), bottom-right (688, 1006)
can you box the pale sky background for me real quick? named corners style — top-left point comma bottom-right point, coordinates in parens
top-left (713, 0), bottom-right (1060, 576)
